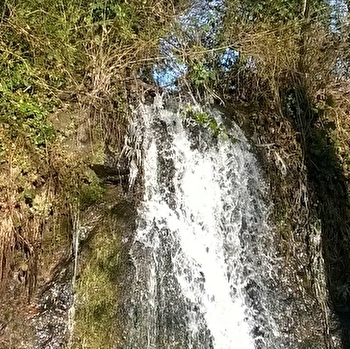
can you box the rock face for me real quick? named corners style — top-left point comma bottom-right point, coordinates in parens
top-left (0, 97), bottom-right (127, 348)
top-left (0, 253), bottom-right (74, 349)
top-left (90, 164), bottom-right (130, 185)
top-left (32, 260), bottom-right (74, 349)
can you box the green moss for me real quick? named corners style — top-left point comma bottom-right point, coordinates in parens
top-left (72, 221), bottom-right (120, 349)
top-left (79, 172), bottom-right (105, 208)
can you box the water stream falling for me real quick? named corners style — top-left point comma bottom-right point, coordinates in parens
top-left (125, 96), bottom-right (288, 349)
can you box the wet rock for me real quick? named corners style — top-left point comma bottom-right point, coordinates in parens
top-left (31, 261), bottom-right (73, 349)
top-left (90, 164), bottom-right (129, 185)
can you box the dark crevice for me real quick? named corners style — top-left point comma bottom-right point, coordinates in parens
top-left (283, 82), bottom-right (350, 348)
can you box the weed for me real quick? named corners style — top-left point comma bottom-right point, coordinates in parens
top-left (185, 105), bottom-right (229, 138)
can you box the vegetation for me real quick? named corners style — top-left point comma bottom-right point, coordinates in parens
top-left (72, 215), bottom-right (120, 349)
top-left (0, 0), bottom-right (186, 347)
top-left (213, 1), bottom-right (350, 346)
top-left (184, 105), bottom-right (229, 138)
top-left (155, 0), bottom-right (350, 345)
top-left (2, 0), bottom-right (350, 347)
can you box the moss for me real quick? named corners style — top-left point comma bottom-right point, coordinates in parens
top-left (72, 218), bottom-right (120, 349)
top-left (79, 178), bottom-right (105, 209)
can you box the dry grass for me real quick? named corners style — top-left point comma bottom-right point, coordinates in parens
top-left (327, 81), bottom-right (350, 181)
top-left (210, 3), bottom-right (350, 344)
top-left (0, 0), bottom-right (188, 346)
top-left (0, 160), bottom-right (42, 295)
top-left (219, 6), bottom-right (337, 111)
top-left (0, 0), bottom-right (185, 287)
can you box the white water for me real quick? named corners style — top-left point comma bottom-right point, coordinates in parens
top-left (127, 97), bottom-right (280, 349)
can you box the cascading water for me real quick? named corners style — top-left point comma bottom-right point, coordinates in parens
top-left (125, 95), bottom-right (290, 349)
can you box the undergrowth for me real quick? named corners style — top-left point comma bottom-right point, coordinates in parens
top-left (0, 0), bottom-right (185, 346)
top-left (3, 0), bottom-right (349, 346)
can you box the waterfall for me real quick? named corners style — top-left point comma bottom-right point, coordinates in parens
top-left (126, 96), bottom-right (283, 349)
